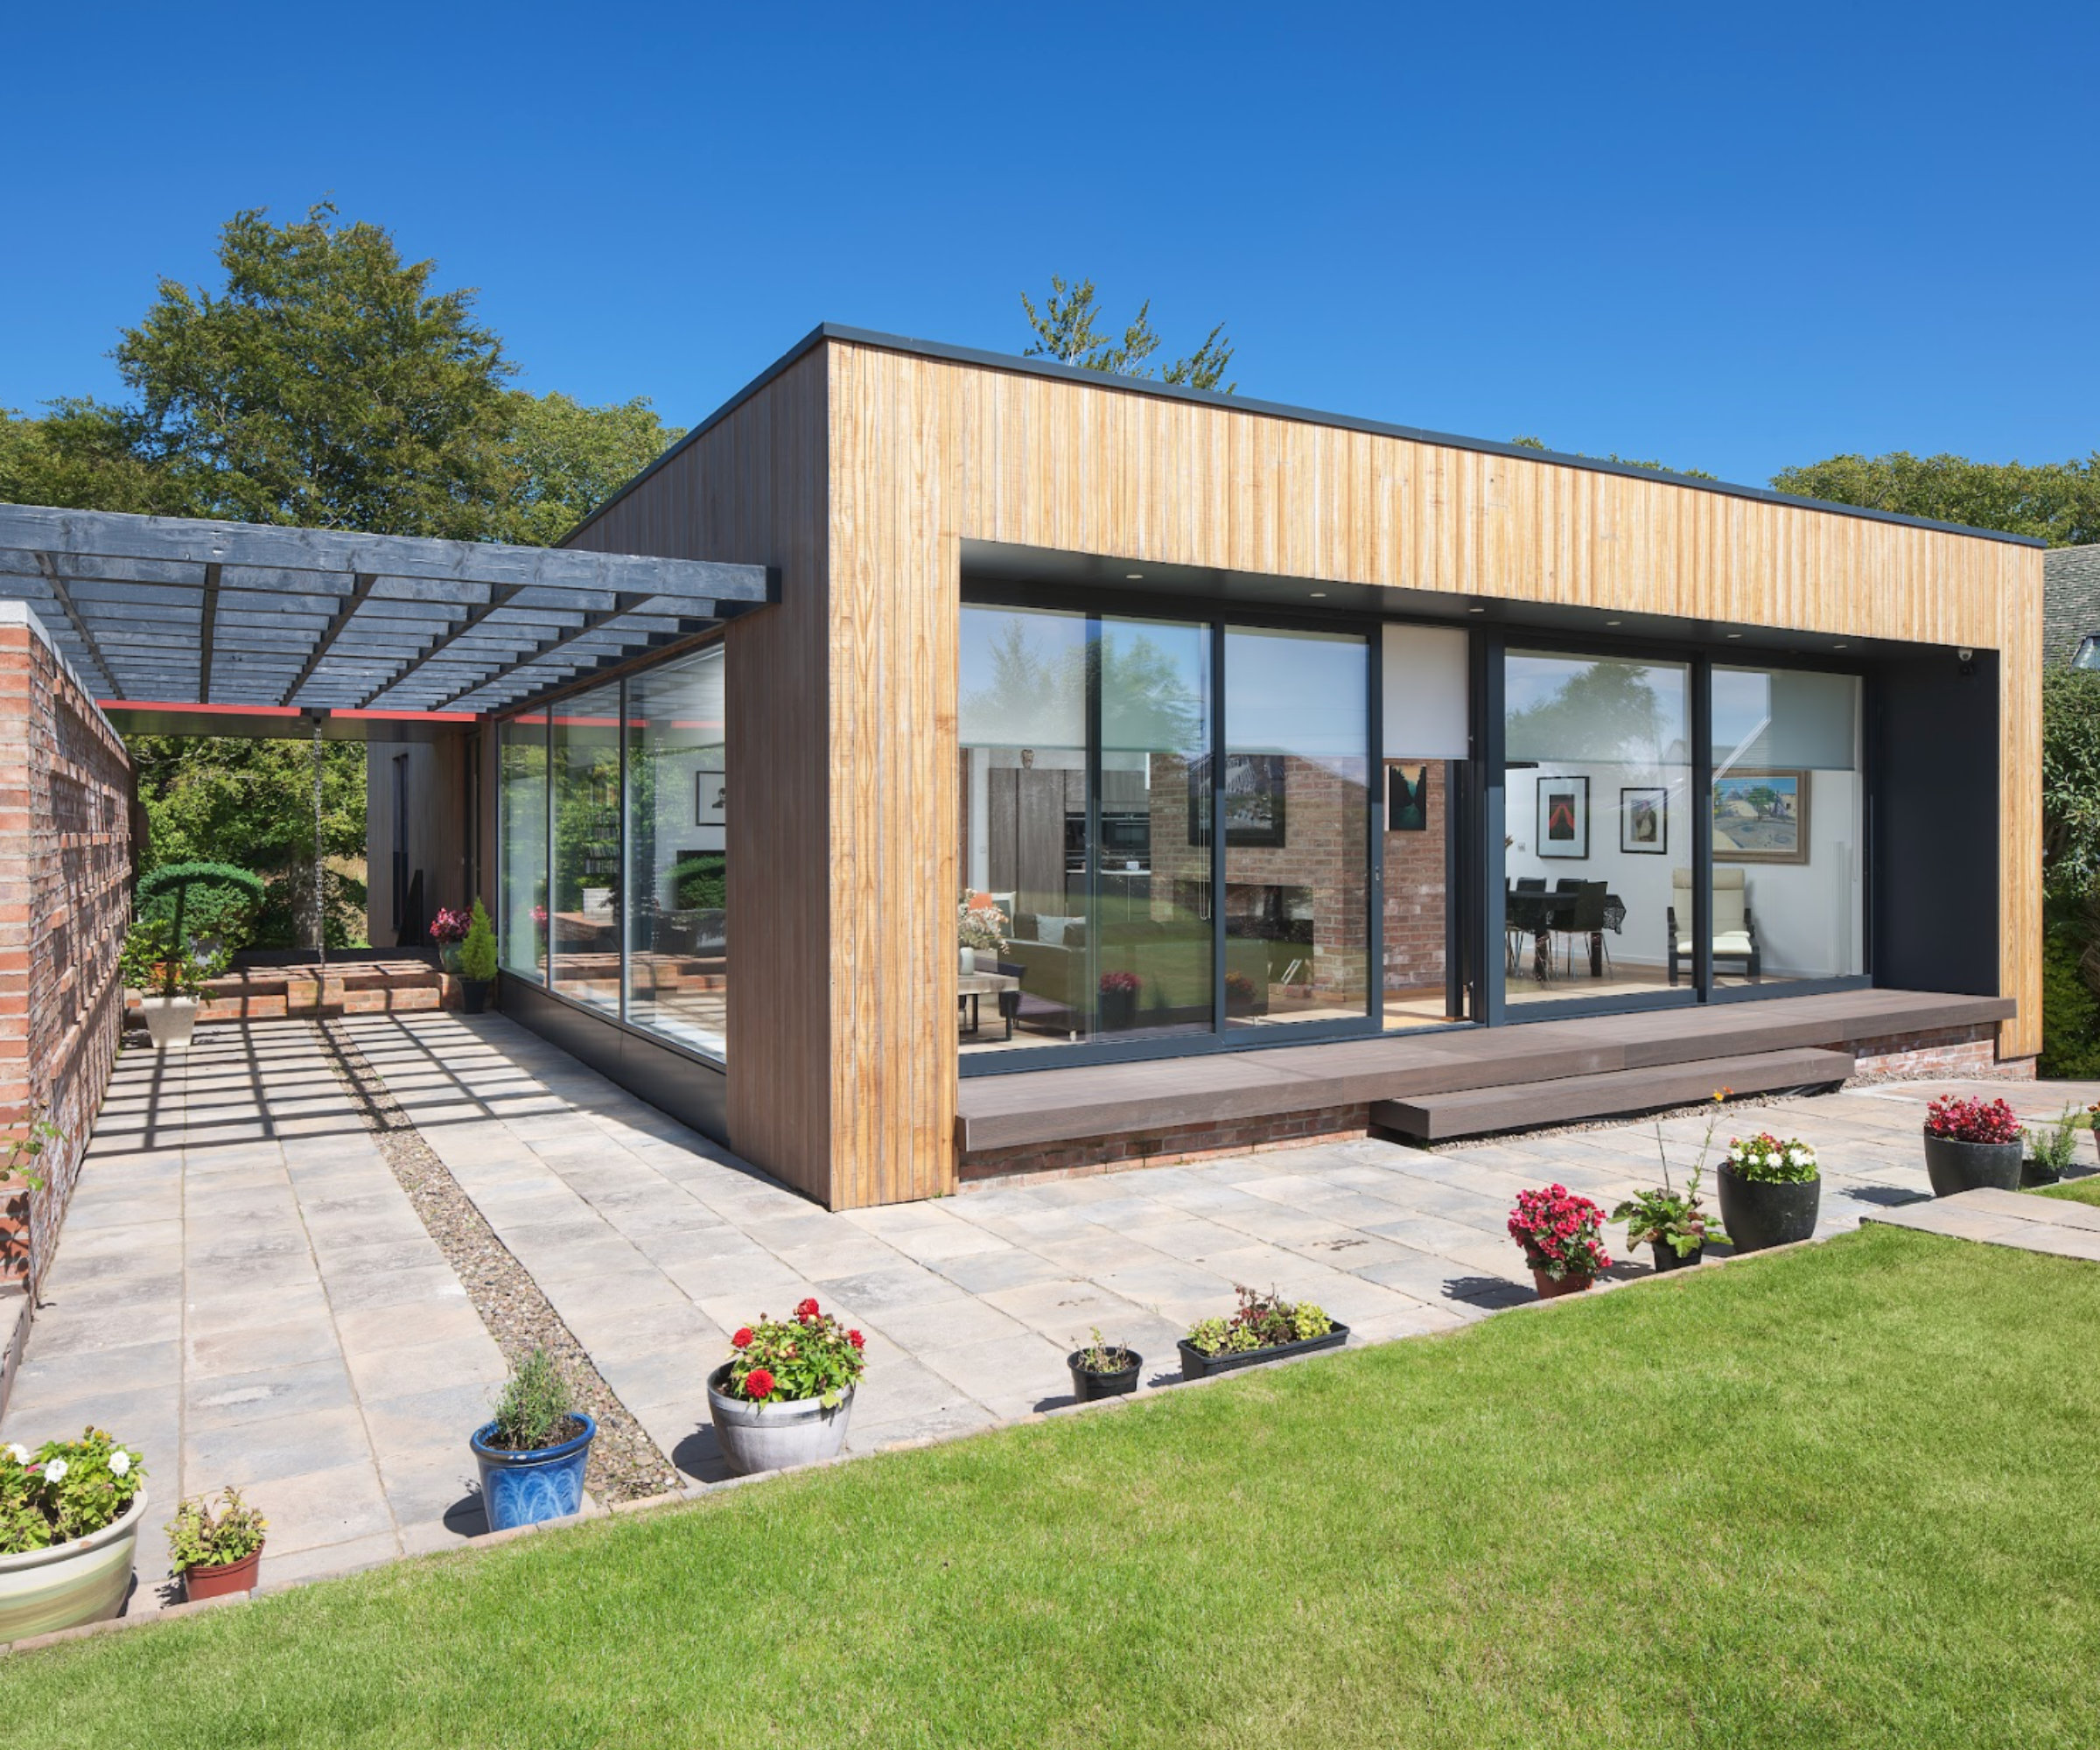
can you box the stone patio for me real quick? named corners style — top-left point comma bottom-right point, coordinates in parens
top-left (6, 1011), bottom-right (2094, 1611)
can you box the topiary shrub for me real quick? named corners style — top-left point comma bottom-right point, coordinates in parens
top-left (458, 898), bottom-right (499, 984)
top-left (135, 862), bottom-right (267, 950)
top-left (669, 854), bottom-right (725, 911)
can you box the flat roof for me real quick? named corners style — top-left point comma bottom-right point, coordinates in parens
top-left (570, 322), bottom-right (2047, 553)
top-left (0, 504), bottom-right (773, 714)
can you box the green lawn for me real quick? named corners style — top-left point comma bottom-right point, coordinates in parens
top-left (2035, 1173), bottom-right (2100, 1207)
top-left (5, 1226), bottom-right (2097, 1747)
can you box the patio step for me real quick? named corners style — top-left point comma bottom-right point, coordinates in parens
top-left (1369, 1046), bottom-right (1856, 1142)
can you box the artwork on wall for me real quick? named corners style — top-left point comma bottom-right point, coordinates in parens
top-left (1536, 775), bottom-right (1589, 859)
top-left (1187, 752), bottom-right (1287, 847)
top-left (1620, 786), bottom-right (1668, 855)
top-left (695, 766), bottom-right (727, 828)
top-left (1713, 767), bottom-right (1809, 864)
top-left (1386, 761), bottom-right (1429, 832)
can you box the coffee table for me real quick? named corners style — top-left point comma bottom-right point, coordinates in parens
top-left (957, 971), bottom-right (1020, 1040)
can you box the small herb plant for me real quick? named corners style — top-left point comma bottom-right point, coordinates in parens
top-left (166, 1487), bottom-right (267, 1570)
top-left (724, 1298), bottom-right (866, 1408)
top-left (1185, 1284), bottom-right (1334, 1356)
top-left (4, 1112), bottom-right (61, 1195)
top-left (2026, 1105), bottom-right (2083, 1177)
top-left (1074, 1327), bottom-right (1137, 1376)
top-left (0, 1428), bottom-right (144, 1554)
top-left (1507, 1185), bottom-right (1613, 1280)
top-left (1613, 1092), bottom-right (1729, 1258)
top-left (457, 899), bottom-right (500, 983)
top-left (1726, 1131), bottom-right (1820, 1183)
top-left (1925, 1095), bottom-right (2021, 1145)
top-left (488, 1348), bottom-right (579, 1452)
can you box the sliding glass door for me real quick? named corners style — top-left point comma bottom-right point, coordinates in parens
top-left (959, 602), bottom-right (1375, 1062)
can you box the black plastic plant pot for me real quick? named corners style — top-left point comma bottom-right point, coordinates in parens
top-left (1716, 1166), bottom-right (1819, 1253)
top-left (1923, 1130), bottom-right (2022, 1198)
top-left (2020, 1158), bottom-right (2064, 1188)
top-left (1067, 1351), bottom-right (1142, 1402)
top-left (462, 977), bottom-right (491, 1016)
top-left (1652, 1240), bottom-right (1704, 1272)
top-left (1176, 1325), bottom-right (1349, 1383)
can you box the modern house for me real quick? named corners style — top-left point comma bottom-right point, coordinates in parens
top-left (0, 325), bottom-right (2045, 1228)
top-left (2042, 543), bottom-right (2100, 667)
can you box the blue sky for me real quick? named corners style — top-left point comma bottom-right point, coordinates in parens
top-left (6, 2), bottom-right (2095, 488)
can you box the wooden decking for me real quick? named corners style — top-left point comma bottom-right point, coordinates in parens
top-left (956, 990), bottom-right (2016, 1154)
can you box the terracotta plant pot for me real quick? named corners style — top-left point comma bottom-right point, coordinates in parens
top-left (1530, 1267), bottom-right (1595, 1298)
top-left (182, 1544), bottom-right (262, 1601)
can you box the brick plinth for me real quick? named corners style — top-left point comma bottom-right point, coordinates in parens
top-left (1847, 1025), bottom-right (2034, 1082)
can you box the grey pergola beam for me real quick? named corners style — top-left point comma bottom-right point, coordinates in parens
top-left (282, 573), bottom-right (380, 706)
top-left (31, 552), bottom-right (121, 697)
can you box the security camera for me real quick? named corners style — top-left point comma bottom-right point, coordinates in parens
top-left (1957, 648), bottom-right (1974, 662)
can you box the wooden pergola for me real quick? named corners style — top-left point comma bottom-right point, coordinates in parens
top-left (0, 504), bottom-right (772, 718)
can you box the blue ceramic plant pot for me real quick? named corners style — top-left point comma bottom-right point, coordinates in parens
top-left (468, 1413), bottom-right (596, 1532)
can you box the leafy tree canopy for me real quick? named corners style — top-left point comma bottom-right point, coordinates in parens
top-left (1508, 435), bottom-right (1717, 481)
top-left (1021, 276), bottom-right (1236, 392)
top-left (1769, 451), bottom-right (2100, 547)
top-left (498, 389), bottom-right (684, 545)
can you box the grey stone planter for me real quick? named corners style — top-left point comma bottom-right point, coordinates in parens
top-left (706, 1363), bottom-right (854, 1476)
top-left (1922, 1130), bottom-right (2023, 1198)
top-left (1716, 1166), bottom-right (1819, 1253)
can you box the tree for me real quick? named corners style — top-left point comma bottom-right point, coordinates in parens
top-left (1020, 276), bottom-right (1236, 392)
top-left (1508, 435), bottom-right (1717, 481)
top-left (496, 391), bottom-right (685, 545)
top-left (1769, 452), bottom-right (2100, 548)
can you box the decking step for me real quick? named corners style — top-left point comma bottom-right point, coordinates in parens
top-left (1369, 1046), bottom-right (1856, 1142)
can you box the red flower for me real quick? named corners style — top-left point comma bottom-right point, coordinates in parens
top-left (744, 1367), bottom-right (776, 1400)
top-left (847, 1328), bottom-right (864, 1349)
top-left (732, 1326), bottom-right (753, 1349)
top-left (794, 1297), bottom-right (820, 1321)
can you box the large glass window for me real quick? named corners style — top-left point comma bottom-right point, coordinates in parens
top-left (1502, 650), bottom-right (1692, 1006)
top-left (1711, 667), bottom-right (1863, 987)
top-left (626, 646), bottom-right (729, 1054)
top-left (497, 710), bottom-right (547, 978)
top-left (550, 682), bottom-right (623, 1016)
top-left (1222, 627), bottom-right (1372, 1029)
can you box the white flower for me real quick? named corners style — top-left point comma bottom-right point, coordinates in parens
top-left (41, 1458), bottom-right (66, 1483)
top-left (1788, 1149), bottom-right (1805, 1166)
top-left (4, 1444), bottom-right (25, 1466)
top-left (1728, 1145), bottom-right (1744, 1161)
top-left (108, 1451), bottom-right (130, 1476)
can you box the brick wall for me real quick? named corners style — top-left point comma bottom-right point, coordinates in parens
top-left (1383, 758), bottom-right (1447, 994)
top-left (0, 605), bottom-right (132, 1303)
top-left (1848, 1025), bottom-right (2034, 1082)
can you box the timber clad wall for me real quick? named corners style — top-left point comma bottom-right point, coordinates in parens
top-left (568, 332), bottom-right (2043, 1210)
top-left (0, 606), bottom-right (131, 1296)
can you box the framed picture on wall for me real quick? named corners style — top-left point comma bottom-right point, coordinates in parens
top-left (1187, 752), bottom-right (1287, 847)
top-left (695, 767), bottom-right (727, 828)
top-left (1386, 761), bottom-right (1429, 831)
top-left (1620, 787), bottom-right (1668, 855)
top-left (1536, 775), bottom-right (1589, 859)
top-left (1712, 767), bottom-right (1809, 864)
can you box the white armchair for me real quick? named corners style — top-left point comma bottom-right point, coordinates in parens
top-left (1668, 867), bottom-right (1760, 984)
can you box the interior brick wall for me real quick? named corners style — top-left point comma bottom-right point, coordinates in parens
top-left (0, 606), bottom-right (132, 1304)
top-left (1383, 758), bottom-right (1447, 995)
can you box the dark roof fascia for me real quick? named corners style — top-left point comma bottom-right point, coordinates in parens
top-left (564, 322), bottom-right (2048, 553)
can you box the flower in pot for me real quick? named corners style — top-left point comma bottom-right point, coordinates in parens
top-left (2022, 1104), bottom-right (2083, 1188)
top-left (456, 898), bottom-right (499, 1015)
top-left (121, 917), bottom-right (211, 1050)
top-left (706, 1298), bottom-right (866, 1476)
top-left (1178, 1284), bottom-right (1347, 1381)
top-left (429, 906), bottom-right (472, 973)
top-left (468, 1348), bottom-right (596, 1532)
top-left (1922, 1095), bottom-right (2023, 1197)
top-left (1507, 1186), bottom-right (1612, 1297)
top-left (957, 891), bottom-right (1008, 976)
top-left (1612, 1094), bottom-right (1729, 1271)
top-left (0, 1428), bottom-right (147, 1640)
top-left (1718, 1130), bottom-right (1821, 1251)
top-left (1067, 1326), bottom-right (1142, 1402)
top-left (1097, 968), bottom-right (1143, 1032)
top-left (166, 1487), bottom-right (267, 1601)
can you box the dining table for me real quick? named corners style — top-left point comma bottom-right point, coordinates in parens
top-left (1504, 886), bottom-right (1628, 984)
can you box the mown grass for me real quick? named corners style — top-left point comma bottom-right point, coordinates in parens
top-left (2034, 1173), bottom-right (2100, 1208)
top-left (4, 1226), bottom-right (2096, 1748)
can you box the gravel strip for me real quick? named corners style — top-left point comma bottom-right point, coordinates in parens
top-left (315, 1018), bottom-right (680, 1502)
top-left (1417, 1088), bottom-right (1818, 1154)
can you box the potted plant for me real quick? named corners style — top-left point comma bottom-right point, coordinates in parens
top-left (121, 918), bottom-right (211, 1051)
top-left (957, 891), bottom-right (1008, 977)
top-left (0, 1114), bottom-right (59, 1284)
top-left (2023, 1104), bottom-right (2083, 1188)
top-left (428, 906), bottom-right (472, 973)
top-left (456, 898), bottom-right (499, 1015)
top-left (1177, 1284), bottom-right (1347, 1381)
top-left (468, 1348), bottom-right (596, 1532)
top-left (1718, 1130), bottom-right (1820, 1250)
top-left (1098, 969), bottom-right (1142, 1032)
top-left (0, 1428), bottom-right (146, 1639)
top-left (1922, 1094), bottom-right (2022, 1197)
top-left (1508, 1185), bottom-right (1613, 1297)
top-left (165, 1487), bottom-right (267, 1600)
top-left (1067, 1327), bottom-right (1141, 1401)
top-left (707, 1298), bottom-right (866, 1475)
top-left (1612, 1094), bottom-right (1729, 1271)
